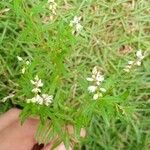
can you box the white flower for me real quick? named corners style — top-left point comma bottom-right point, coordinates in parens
top-left (48, 0), bottom-right (57, 15)
top-left (27, 94), bottom-right (53, 106)
top-left (31, 75), bottom-right (43, 88)
top-left (75, 23), bottom-right (83, 33)
top-left (87, 66), bottom-right (104, 84)
top-left (17, 56), bottom-right (23, 61)
top-left (96, 73), bottom-right (104, 82)
top-left (70, 16), bottom-right (83, 34)
top-left (21, 67), bottom-right (26, 74)
top-left (92, 66), bottom-right (98, 75)
top-left (35, 95), bottom-right (43, 105)
top-left (124, 50), bottom-right (145, 72)
top-left (136, 61), bottom-right (141, 66)
top-left (87, 66), bottom-right (106, 100)
top-left (27, 75), bottom-right (53, 106)
top-left (93, 93), bottom-right (99, 100)
top-left (136, 50), bottom-right (144, 60)
top-left (26, 61), bottom-right (30, 65)
top-left (2, 94), bottom-right (14, 102)
top-left (70, 16), bottom-right (81, 26)
top-left (88, 85), bottom-right (97, 93)
top-left (42, 94), bottom-right (53, 106)
top-left (100, 88), bottom-right (106, 93)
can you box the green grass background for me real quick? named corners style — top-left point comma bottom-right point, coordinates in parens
top-left (0, 0), bottom-right (150, 149)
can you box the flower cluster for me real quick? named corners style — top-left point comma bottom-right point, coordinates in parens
top-left (30, 75), bottom-right (44, 94)
top-left (124, 50), bottom-right (145, 72)
top-left (48, 0), bottom-right (57, 15)
top-left (17, 56), bottom-right (30, 74)
top-left (69, 16), bottom-right (83, 35)
top-left (27, 75), bottom-right (53, 106)
top-left (43, 0), bottom-right (57, 23)
top-left (86, 66), bottom-right (106, 100)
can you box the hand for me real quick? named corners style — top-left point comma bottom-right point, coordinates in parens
top-left (0, 108), bottom-right (86, 150)
top-left (0, 108), bottom-right (69, 150)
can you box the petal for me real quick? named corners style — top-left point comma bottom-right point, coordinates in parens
top-left (21, 67), bottom-right (26, 74)
top-left (17, 56), bottom-right (23, 61)
top-left (128, 61), bottom-right (134, 65)
top-left (30, 80), bottom-right (35, 85)
top-left (136, 61), bottom-right (141, 66)
top-left (26, 61), bottom-right (30, 65)
top-left (93, 93), bottom-right (99, 100)
top-left (96, 75), bottom-right (104, 82)
top-left (100, 88), bottom-right (106, 93)
top-left (136, 50), bottom-right (144, 59)
top-left (92, 66), bottom-right (98, 75)
top-left (35, 75), bottom-right (39, 81)
top-left (88, 86), bottom-right (97, 93)
top-left (86, 77), bottom-right (94, 82)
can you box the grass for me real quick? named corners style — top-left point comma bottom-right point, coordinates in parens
top-left (0, 0), bottom-right (150, 149)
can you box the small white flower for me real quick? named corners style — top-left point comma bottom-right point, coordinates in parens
top-left (124, 49), bottom-right (145, 72)
top-left (42, 94), bottom-right (53, 101)
top-left (70, 16), bottom-right (81, 26)
top-left (86, 77), bottom-right (94, 82)
top-left (75, 23), bottom-right (83, 32)
top-left (93, 93), bottom-right (99, 100)
top-left (136, 50), bottom-right (144, 60)
top-left (96, 81), bottom-right (101, 86)
top-left (92, 66), bottom-right (98, 75)
top-left (88, 85), bottom-right (97, 93)
top-left (42, 94), bottom-right (53, 106)
top-left (17, 56), bottom-right (23, 61)
top-left (36, 79), bottom-right (43, 87)
top-left (26, 61), bottom-right (30, 65)
top-left (36, 95), bottom-right (43, 105)
top-left (2, 94), bottom-right (14, 102)
top-left (48, 0), bottom-right (57, 15)
top-left (35, 75), bottom-right (39, 80)
top-left (32, 88), bottom-right (41, 94)
top-left (31, 75), bottom-right (43, 88)
top-left (27, 99), bottom-right (31, 103)
top-left (136, 61), bottom-right (141, 66)
top-left (70, 16), bottom-right (82, 34)
top-left (21, 67), bottom-right (26, 74)
top-left (87, 66), bottom-right (106, 100)
top-left (100, 88), bottom-right (106, 93)
top-left (96, 74), bottom-right (104, 82)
